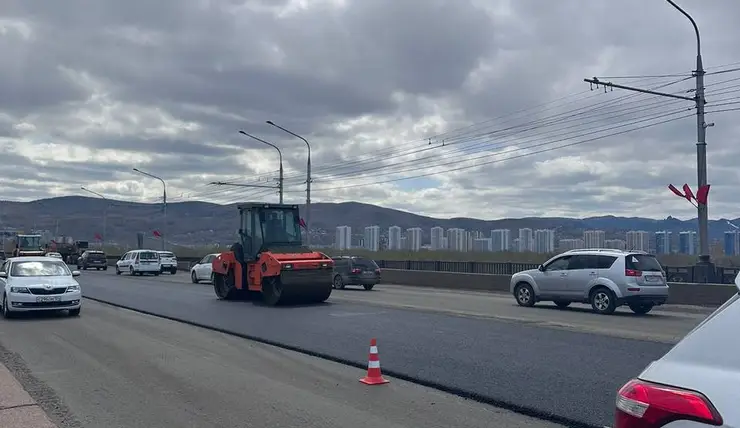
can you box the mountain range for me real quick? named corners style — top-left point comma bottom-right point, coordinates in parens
top-left (0, 196), bottom-right (735, 247)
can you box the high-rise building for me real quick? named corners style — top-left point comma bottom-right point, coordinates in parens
top-left (678, 231), bottom-right (697, 255)
top-left (605, 239), bottom-right (626, 250)
top-left (533, 229), bottom-right (555, 253)
top-left (583, 230), bottom-right (606, 248)
top-left (335, 226), bottom-right (351, 250)
top-left (724, 231), bottom-right (738, 256)
top-left (518, 228), bottom-right (533, 252)
top-left (388, 226), bottom-right (402, 250)
top-left (558, 238), bottom-right (584, 251)
top-left (490, 229), bottom-right (511, 252)
top-left (363, 226), bottom-right (380, 252)
top-left (406, 227), bottom-right (422, 251)
top-left (655, 231), bottom-right (672, 254)
top-left (430, 226), bottom-right (445, 250)
top-left (446, 228), bottom-right (465, 252)
top-left (472, 238), bottom-right (492, 252)
top-left (625, 230), bottom-right (651, 252)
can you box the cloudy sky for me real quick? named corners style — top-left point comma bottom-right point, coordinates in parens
top-left (2, 0), bottom-right (740, 220)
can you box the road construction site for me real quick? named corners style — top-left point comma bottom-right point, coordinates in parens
top-left (0, 269), bottom-right (718, 428)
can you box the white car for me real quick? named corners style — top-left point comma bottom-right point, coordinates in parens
top-left (115, 249), bottom-right (162, 276)
top-left (614, 272), bottom-right (740, 427)
top-left (190, 253), bottom-right (219, 283)
top-left (0, 256), bottom-right (82, 318)
top-left (44, 252), bottom-right (63, 259)
top-left (157, 251), bottom-right (178, 274)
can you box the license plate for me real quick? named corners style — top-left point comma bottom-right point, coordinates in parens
top-left (645, 275), bottom-right (662, 283)
top-left (363, 271), bottom-right (374, 276)
top-left (36, 296), bottom-right (62, 303)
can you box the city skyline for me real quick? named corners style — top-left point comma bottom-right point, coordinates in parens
top-left (334, 225), bottom-right (723, 256)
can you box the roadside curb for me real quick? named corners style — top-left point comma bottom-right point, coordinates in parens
top-left (82, 294), bottom-right (600, 428)
top-left (0, 362), bottom-right (57, 428)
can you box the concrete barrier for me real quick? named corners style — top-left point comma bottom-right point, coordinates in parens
top-left (378, 269), bottom-right (737, 308)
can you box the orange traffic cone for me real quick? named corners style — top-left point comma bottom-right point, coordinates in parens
top-left (360, 338), bottom-right (389, 385)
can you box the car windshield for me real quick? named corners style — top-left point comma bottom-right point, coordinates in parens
top-left (139, 252), bottom-right (159, 260)
top-left (11, 260), bottom-right (70, 277)
top-left (625, 254), bottom-right (663, 272)
top-left (352, 258), bottom-right (378, 269)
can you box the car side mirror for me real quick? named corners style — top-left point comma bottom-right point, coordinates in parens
top-left (72, 271), bottom-right (81, 277)
top-left (538, 264), bottom-right (545, 272)
top-left (0, 272), bottom-right (7, 278)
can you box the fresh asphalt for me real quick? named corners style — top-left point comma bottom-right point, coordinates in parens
top-left (71, 270), bottom-right (678, 427)
top-left (0, 300), bottom-right (562, 428)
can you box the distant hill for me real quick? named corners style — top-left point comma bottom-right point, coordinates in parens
top-left (0, 196), bottom-right (734, 247)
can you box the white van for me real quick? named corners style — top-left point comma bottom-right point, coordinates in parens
top-left (115, 249), bottom-right (162, 276)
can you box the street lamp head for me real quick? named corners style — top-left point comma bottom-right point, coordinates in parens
top-left (238, 130), bottom-right (248, 136)
top-left (266, 120), bottom-right (274, 125)
top-left (133, 168), bottom-right (140, 172)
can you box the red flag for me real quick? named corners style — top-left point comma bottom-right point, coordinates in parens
top-left (299, 218), bottom-right (307, 229)
top-left (682, 184), bottom-right (695, 202)
top-left (696, 184), bottom-right (711, 205)
top-left (94, 233), bottom-right (103, 241)
top-left (668, 184), bottom-right (685, 198)
top-left (50, 240), bottom-right (56, 244)
top-left (152, 230), bottom-right (161, 237)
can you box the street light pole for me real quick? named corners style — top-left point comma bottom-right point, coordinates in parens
top-left (133, 168), bottom-right (167, 251)
top-left (582, 1), bottom-right (713, 280)
top-left (238, 130), bottom-right (284, 203)
top-left (666, 0), bottom-right (710, 265)
top-left (80, 186), bottom-right (108, 248)
top-left (266, 120), bottom-right (312, 246)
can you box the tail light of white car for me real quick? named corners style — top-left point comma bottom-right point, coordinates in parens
top-left (615, 378), bottom-right (723, 427)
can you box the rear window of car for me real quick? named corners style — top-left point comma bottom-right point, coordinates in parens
top-left (138, 252), bottom-right (159, 260)
top-left (625, 254), bottom-right (663, 272)
top-left (351, 258), bottom-right (378, 269)
top-left (159, 252), bottom-right (175, 258)
top-left (88, 252), bottom-right (106, 259)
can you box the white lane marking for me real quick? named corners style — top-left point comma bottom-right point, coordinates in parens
top-left (328, 311), bottom-right (387, 317)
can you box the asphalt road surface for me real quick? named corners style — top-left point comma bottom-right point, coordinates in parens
top-left (0, 300), bottom-right (562, 428)
top-left (67, 270), bottom-right (697, 427)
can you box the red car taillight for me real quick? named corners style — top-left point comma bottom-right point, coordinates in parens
top-left (615, 379), bottom-right (722, 427)
top-left (351, 268), bottom-right (362, 274)
top-left (625, 268), bottom-right (642, 277)
top-left (375, 269), bottom-right (381, 274)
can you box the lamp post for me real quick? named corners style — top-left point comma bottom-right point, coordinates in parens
top-left (80, 186), bottom-right (108, 248)
top-left (665, 0), bottom-right (710, 271)
top-left (266, 120), bottom-right (312, 245)
top-left (238, 130), bottom-right (284, 203)
top-left (133, 168), bottom-right (167, 250)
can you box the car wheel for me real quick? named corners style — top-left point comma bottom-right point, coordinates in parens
top-left (590, 287), bottom-right (617, 315)
top-left (170, 268), bottom-right (177, 275)
top-left (332, 275), bottom-right (345, 290)
top-left (68, 307), bottom-right (81, 317)
top-left (628, 303), bottom-right (654, 315)
top-left (514, 282), bottom-right (536, 307)
top-left (116, 266), bottom-right (121, 275)
top-left (363, 284), bottom-right (375, 291)
top-left (103, 266), bottom-right (107, 271)
top-left (554, 300), bottom-right (571, 309)
top-left (129, 266), bottom-right (135, 276)
top-left (191, 271), bottom-right (199, 284)
top-left (2, 295), bottom-right (12, 319)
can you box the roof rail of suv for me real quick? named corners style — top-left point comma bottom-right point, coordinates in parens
top-left (562, 248), bottom-right (626, 253)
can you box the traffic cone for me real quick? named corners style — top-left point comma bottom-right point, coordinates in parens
top-left (359, 338), bottom-right (389, 385)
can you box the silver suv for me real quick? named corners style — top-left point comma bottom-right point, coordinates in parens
top-left (509, 248), bottom-right (669, 315)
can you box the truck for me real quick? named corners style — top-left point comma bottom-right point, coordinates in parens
top-left (45, 237), bottom-right (89, 264)
top-left (4, 234), bottom-right (45, 258)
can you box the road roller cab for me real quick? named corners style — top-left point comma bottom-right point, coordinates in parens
top-left (211, 203), bottom-right (334, 305)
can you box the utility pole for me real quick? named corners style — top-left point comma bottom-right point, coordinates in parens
top-left (238, 131), bottom-right (284, 203)
top-left (583, 0), bottom-right (715, 281)
top-left (81, 186), bottom-right (108, 248)
top-left (133, 168), bottom-right (167, 251)
top-left (266, 120), bottom-right (312, 246)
